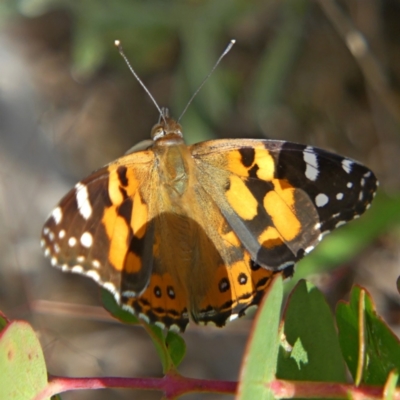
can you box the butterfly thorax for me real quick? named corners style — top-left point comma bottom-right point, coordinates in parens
top-left (152, 118), bottom-right (194, 213)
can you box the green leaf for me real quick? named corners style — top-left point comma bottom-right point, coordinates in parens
top-left (237, 275), bottom-right (283, 400)
top-left (363, 288), bottom-right (400, 385)
top-left (277, 280), bottom-right (347, 388)
top-left (165, 331), bottom-right (186, 368)
top-left (101, 289), bottom-right (185, 373)
top-left (147, 324), bottom-right (174, 373)
top-left (384, 370), bottom-right (399, 400)
top-left (290, 337), bottom-right (309, 369)
top-left (0, 312), bottom-right (8, 330)
top-left (0, 321), bottom-right (48, 400)
top-left (337, 286), bottom-right (400, 386)
top-left (336, 287), bottom-right (360, 381)
top-left (101, 288), bottom-right (140, 325)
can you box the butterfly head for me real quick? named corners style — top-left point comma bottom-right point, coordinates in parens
top-left (151, 110), bottom-right (183, 144)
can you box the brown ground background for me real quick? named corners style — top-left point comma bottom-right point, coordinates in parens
top-left (0, 1), bottom-right (399, 399)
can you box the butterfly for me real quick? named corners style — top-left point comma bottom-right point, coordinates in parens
top-left (41, 109), bottom-right (378, 332)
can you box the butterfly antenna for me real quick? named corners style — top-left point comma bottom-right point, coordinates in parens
top-left (178, 39), bottom-right (236, 123)
top-left (115, 40), bottom-right (167, 125)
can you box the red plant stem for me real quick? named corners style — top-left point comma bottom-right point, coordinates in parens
top-left (32, 373), bottom-right (238, 399)
top-left (33, 375), bottom-right (400, 400)
top-left (270, 379), bottom-right (400, 399)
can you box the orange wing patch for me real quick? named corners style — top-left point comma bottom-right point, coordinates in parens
top-left (262, 179), bottom-right (301, 242)
top-left (196, 251), bottom-right (275, 327)
top-left (122, 271), bottom-right (189, 332)
top-left (191, 140), bottom-right (319, 271)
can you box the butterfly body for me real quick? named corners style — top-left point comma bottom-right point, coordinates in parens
top-left (41, 113), bottom-right (377, 332)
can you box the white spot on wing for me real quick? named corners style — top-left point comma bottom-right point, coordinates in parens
top-left (336, 193), bottom-right (344, 200)
top-left (123, 290), bottom-right (138, 297)
top-left (104, 282), bottom-right (119, 302)
top-left (71, 265), bottom-right (83, 273)
top-left (75, 183), bottom-right (92, 220)
top-left (59, 230), bottom-right (66, 239)
top-left (139, 313), bottom-right (150, 323)
top-left (335, 221), bottom-right (346, 228)
top-left (155, 321), bottom-right (165, 329)
top-left (228, 313), bottom-right (238, 322)
top-left (92, 260), bottom-right (100, 268)
top-left (86, 270), bottom-right (100, 282)
top-left (52, 207), bottom-right (63, 224)
top-left (277, 261), bottom-right (295, 271)
top-left (303, 147), bottom-right (319, 181)
top-left (304, 245), bottom-right (315, 254)
top-left (40, 239), bottom-right (45, 248)
top-left (170, 324), bottom-right (181, 333)
top-left (318, 231), bottom-right (330, 241)
top-left (80, 232), bottom-right (93, 248)
top-left (68, 237), bottom-right (77, 247)
top-left (347, 182), bottom-right (353, 188)
top-left (43, 227), bottom-right (49, 236)
top-left (342, 159), bottom-right (353, 174)
top-left (51, 256), bottom-right (57, 266)
top-left (315, 193), bottom-right (329, 207)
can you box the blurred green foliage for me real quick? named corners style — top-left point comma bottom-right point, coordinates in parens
top-left (1, 0), bottom-right (309, 143)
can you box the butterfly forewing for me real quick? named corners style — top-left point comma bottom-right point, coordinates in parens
top-left (191, 139), bottom-right (378, 271)
top-left (41, 151), bottom-right (155, 303)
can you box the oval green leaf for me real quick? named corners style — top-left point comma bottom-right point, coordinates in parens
top-left (237, 275), bottom-right (283, 400)
top-left (277, 280), bottom-right (347, 386)
top-left (0, 321), bottom-right (48, 400)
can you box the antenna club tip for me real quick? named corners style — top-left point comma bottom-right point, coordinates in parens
top-left (231, 39), bottom-right (236, 44)
top-left (114, 40), bottom-right (120, 47)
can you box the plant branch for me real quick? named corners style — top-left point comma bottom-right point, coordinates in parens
top-left (270, 379), bottom-right (400, 399)
top-left (32, 373), bottom-right (238, 400)
top-left (31, 374), bottom-right (400, 400)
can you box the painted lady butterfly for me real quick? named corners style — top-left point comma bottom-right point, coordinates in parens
top-left (41, 107), bottom-right (377, 332)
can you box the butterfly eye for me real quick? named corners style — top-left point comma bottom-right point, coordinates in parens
top-left (151, 125), bottom-right (165, 140)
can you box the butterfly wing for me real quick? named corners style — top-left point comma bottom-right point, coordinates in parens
top-left (190, 139), bottom-right (378, 272)
top-left (42, 148), bottom-right (193, 331)
top-left (171, 183), bottom-right (283, 328)
top-left (41, 150), bottom-right (157, 304)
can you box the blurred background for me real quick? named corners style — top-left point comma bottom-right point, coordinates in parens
top-left (0, 0), bottom-right (399, 399)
